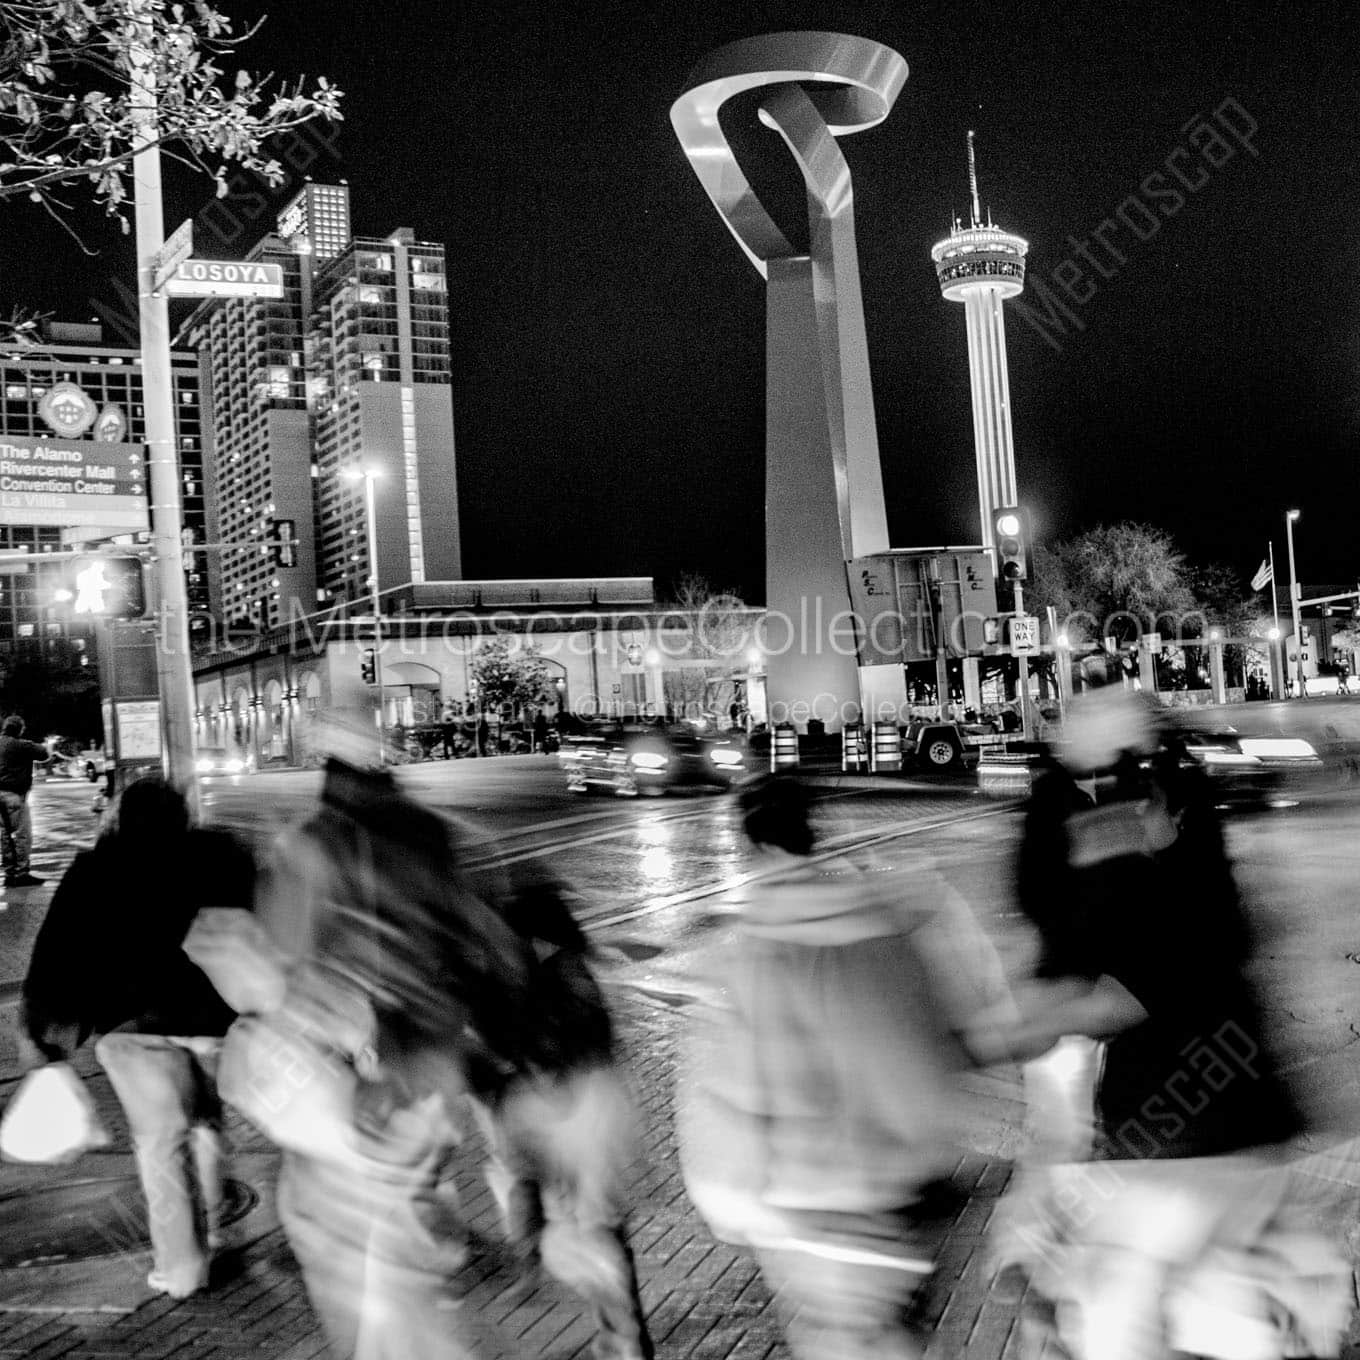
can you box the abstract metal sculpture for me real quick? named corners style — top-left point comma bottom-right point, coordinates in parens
top-left (672, 33), bottom-right (908, 729)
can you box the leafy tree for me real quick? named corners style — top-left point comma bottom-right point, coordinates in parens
top-left (469, 636), bottom-right (550, 718)
top-left (0, 1), bottom-right (342, 228)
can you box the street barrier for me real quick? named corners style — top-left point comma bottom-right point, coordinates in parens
top-left (870, 721), bottom-right (902, 773)
top-left (977, 746), bottom-right (1040, 798)
top-left (841, 722), bottom-right (868, 772)
top-left (771, 722), bottom-right (800, 771)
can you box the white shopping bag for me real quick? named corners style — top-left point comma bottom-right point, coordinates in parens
top-left (0, 1062), bottom-right (111, 1164)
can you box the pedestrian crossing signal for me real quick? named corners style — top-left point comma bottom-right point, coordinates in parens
top-left (70, 555), bottom-right (145, 619)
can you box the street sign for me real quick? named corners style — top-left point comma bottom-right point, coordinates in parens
top-left (1009, 615), bottom-right (1041, 656)
top-left (0, 436), bottom-right (148, 531)
top-left (150, 218), bottom-right (195, 292)
top-left (1146, 631), bottom-right (1163, 654)
top-left (161, 259), bottom-right (285, 300)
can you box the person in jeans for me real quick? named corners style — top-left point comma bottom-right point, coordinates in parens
top-left (0, 714), bottom-right (53, 886)
top-left (21, 778), bottom-right (257, 1298)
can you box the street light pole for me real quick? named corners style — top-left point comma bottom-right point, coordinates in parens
top-left (345, 467), bottom-right (385, 763)
top-left (131, 49), bottom-right (199, 811)
top-left (1286, 509), bottom-right (1304, 698)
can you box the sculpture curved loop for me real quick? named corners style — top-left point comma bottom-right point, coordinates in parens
top-left (670, 31), bottom-right (907, 276)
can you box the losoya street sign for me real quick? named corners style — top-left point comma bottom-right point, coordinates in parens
top-left (161, 258), bottom-right (284, 300)
top-left (150, 218), bottom-right (195, 292)
top-left (1009, 615), bottom-right (1041, 656)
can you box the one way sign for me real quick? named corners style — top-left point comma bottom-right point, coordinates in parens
top-left (1009, 616), bottom-right (1041, 656)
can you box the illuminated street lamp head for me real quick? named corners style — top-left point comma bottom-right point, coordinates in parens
top-left (341, 464), bottom-right (385, 482)
top-left (1268, 627), bottom-right (1282, 640)
top-left (1287, 508), bottom-right (1301, 521)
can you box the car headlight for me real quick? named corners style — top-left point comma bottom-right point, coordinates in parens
top-left (1238, 738), bottom-right (1318, 759)
top-left (195, 757), bottom-right (213, 774)
top-left (710, 747), bottom-right (743, 767)
top-left (629, 751), bottom-right (669, 770)
top-left (224, 758), bottom-right (245, 774)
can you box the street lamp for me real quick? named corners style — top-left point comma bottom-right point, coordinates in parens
top-left (342, 464), bottom-right (386, 760)
top-left (1286, 509), bottom-right (1303, 697)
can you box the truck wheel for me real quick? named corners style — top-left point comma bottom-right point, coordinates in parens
top-left (922, 735), bottom-right (961, 769)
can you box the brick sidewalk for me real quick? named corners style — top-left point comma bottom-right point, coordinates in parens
top-left (0, 994), bottom-right (1022, 1359)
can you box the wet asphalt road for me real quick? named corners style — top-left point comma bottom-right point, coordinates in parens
top-left (6, 757), bottom-right (1360, 1157)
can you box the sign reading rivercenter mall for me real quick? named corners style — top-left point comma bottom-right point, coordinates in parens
top-left (0, 437), bottom-right (148, 530)
top-left (161, 258), bottom-right (285, 300)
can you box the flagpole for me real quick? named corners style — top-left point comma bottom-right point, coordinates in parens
top-left (1268, 542), bottom-right (1280, 632)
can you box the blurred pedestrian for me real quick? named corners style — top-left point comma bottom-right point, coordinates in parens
top-left (441, 704), bottom-right (457, 759)
top-left (236, 731), bottom-right (533, 1360)
top-left (532, 709), bottom-right (549, 753)
top-left (0, 714), bottom-right (55, 886)
top-left (470, 862), bottom-right (653, 1360)
top-left (980, 685), bottom-right (1350, 1358)
top-left (21, 777), bottom-right (257, 1298)
top-left (681, 774), bottom-right (1010, 1360)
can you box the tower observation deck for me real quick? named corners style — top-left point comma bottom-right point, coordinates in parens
top-left (931, 133), bottom-right (1028, 549)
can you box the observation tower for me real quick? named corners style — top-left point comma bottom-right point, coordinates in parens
top-left (930, 133), bottom-right (1028, 550)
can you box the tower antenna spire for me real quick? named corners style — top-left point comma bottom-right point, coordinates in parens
top-left (967, 130), bottom-right (981, 227)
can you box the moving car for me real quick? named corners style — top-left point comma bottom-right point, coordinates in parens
top-left (46, 740), bottom-right (108, 782)
top-left (194, 747), bottom-right (256, 777)
top-left (560, 720), bottom-right (746, 797)
top-left (1168, 722), bottom-right (1323, 807)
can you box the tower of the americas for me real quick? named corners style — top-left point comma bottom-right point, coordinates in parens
top-left (930, 133), bottom-right (1028, 550)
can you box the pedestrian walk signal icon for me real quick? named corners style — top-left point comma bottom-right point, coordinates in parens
top-left (68, 555), bottom-right (145, 619)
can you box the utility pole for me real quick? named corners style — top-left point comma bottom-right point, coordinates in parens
top-left (1286, 509), bottom-right (1304, 698)
top-left (131, 51), bottom-right (198, 809)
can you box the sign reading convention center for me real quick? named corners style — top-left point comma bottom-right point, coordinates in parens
top-left (0, 437), bottom-right (148, 531)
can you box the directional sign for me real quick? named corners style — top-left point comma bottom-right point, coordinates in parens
top-left (150, 218), bottom-right (195, 291)
top-left (162, 259), bottom-right (284, 300)
top-left (0, 437), bottom-right (147, 531)
top-left (1009, 615), bottom-right (1041, 656)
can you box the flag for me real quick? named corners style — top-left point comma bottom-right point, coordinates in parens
top-left (1250, 559), bottom-right (1273, 592)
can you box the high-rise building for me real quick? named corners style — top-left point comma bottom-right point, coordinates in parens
top-left (310, 227), bottom-right (459, 604)
top-left (182, 183), bottom-right (460, 631)
top-left (930, 133), bottom-right (1028, 549)
top-left (0, 321), bottom-right (207, 645)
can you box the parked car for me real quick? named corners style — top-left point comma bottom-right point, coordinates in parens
top-left (560, 719), bottom-right (746, 797)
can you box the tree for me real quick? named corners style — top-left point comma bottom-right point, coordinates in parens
top-left (469, 637), bottom-right (550, 718)
top-left (659, 573), bottom-right (754, 723)
top-left (1026, 523), bottom-right (1196, 648)
top-left (0, 2), bottom-right (342, 231)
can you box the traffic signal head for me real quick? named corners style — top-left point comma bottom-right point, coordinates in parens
top-left (992, 506), bottom-right (1030, 583)
top-left (270, 519), bottom-right (297, 568)
top-left (360, 648), bottom-right (376, 685)
top-left (67, 555), bottom-right (145, 619)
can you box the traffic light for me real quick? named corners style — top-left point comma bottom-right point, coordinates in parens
top-left (270, 519), bottom-right (297, 568)
top-left (68, 555), bottom-right (145, 619)
top-left (992, 506), bottom-right (1030, 583)
top-left (360, 648), bottom-right (376, 685)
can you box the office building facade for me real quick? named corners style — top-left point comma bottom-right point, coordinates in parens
top-left (183, 183), bottom-right (461, 634)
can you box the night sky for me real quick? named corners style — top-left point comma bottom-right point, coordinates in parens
top-left (6, 1), bottom-right (1358, 604)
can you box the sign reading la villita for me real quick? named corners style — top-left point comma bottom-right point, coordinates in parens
top-left (0, 437), bottom-right (147, 532)
top-left (161, 258), bottom-right (284, 300)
